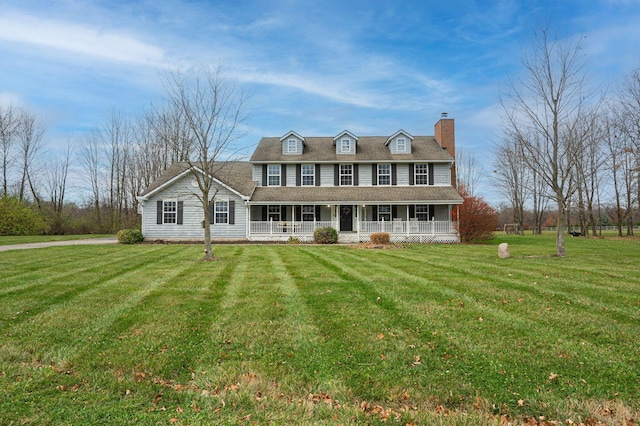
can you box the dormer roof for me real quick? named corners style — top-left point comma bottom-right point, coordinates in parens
top-left (280, 131), bottom-right (306, 145)
top-left (385, 130), bottom-right (414, 146)
top-left (333, 130), bottom-right (359, 145)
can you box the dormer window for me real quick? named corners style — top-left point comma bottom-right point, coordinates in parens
top-left (397, 138), bottom-right (407, 152)
top-left (340, 139), bottom-right (352, 153)
top-left (286, 139), bottom-right (297, 153)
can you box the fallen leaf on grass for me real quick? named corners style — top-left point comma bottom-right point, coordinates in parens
top-left (548, 373), bottom-right (559, 380)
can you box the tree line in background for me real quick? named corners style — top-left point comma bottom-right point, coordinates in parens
top-left (492, 24), bottom-right (640, 255)
top-left (0, 67), bottom-right (246, 237)
top-left (1, 25), bottom-right (639, 253)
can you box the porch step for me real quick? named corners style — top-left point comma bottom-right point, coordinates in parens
top-left (337, 233), bottom-right (360, 243)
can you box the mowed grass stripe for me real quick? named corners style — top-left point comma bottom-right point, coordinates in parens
top-left (297, 246), bottom-right (639, 407)
top-left (0, 246), bottom-right (180, 333)
top-left (381, 247), bottom-right (640, 327)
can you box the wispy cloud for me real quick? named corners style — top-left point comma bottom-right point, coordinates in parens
top-left (0, 12), bottom-right (166, 67)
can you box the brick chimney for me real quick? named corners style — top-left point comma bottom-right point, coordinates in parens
top-left (434, 113), bottom-right (456, 187)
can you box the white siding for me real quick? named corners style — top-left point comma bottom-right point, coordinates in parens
top-left (142, 174), bottom-right (247, 240)
top-left (433, 163), bottom-right (450, 185)
top-left (285, 164), bottom-right (296, 186)
top-left (396, 163), bottom-right (409, 185)
top-left (253, 164), bottom-right (262, 186)
top-left (320, 164), bottom-right (334, 186)
top-left (360, 163), bottom-right (372, 186)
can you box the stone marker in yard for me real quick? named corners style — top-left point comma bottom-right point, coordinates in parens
top-left (498, 243), bottom-right (510, 259)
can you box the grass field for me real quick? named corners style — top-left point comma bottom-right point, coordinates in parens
top-left (0, 234), bottom-right (113, 246)
top-left (0, 235), bottom-right (638, 425)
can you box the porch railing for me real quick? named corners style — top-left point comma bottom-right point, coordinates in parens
top-left (250, 220), bottom-right (334, 235)
top-left (360, 220), bottom-right (455, 235)
top-left (249, 219), bottom-right (456, 235)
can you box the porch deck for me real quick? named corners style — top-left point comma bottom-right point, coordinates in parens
top-left (248, 220), bottom-right (459, 243)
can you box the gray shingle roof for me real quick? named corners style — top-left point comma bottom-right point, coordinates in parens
top-left (138, 161), bottom-right (256, 198)
top-left (250, 186), bottom-right (463, 204)
top-left (250, 136), bottom-right (454, 163)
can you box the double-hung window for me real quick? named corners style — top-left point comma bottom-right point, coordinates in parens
top-left (268, 164), bottom-right (281, 186)
top-left (163, 201), bottom-right (177, 224)
top-left (378, 164), bottom-right (391, 185)
top-left (302, 164), bottom-right (314, 186)
top-left (397, 138), bottom-right (407, 152)
top-left (340, 138), bottom-right (352, 153)
top-left (302, 205), bottom-right (315, 221)
top-left (415, 163), bottom-right (429, 185)
top-left (378, 205), bottom-right (391, 222)
top-left (415, 204), bottom-right (429, 221)
top-left (268, 205), bottom-right (281, 221)
top-left (286, 139), bottom-right (297, 153)
top-left (340, 164), bottom-right (353, 186)
top-left (214, 201), bottom-right (229, 224)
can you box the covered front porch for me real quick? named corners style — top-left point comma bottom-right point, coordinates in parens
top-left (247, 204), bottom-right (459, 243)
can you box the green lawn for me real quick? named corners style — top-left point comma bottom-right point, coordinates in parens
top-left (0, 234), bottom-right (113, 246)
top-left (1, 235), bottom-right (638, 425)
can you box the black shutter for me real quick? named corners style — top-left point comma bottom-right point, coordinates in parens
top-left (296, 164), bottom-right (301, 186)
top-left (372, 164), bottom-right (377, 186)
top-left (295, 206), bottom-right (301, 221)
top-left (281, 165), bottom-right (287, 186)
top-left (315, 164), bottom-right (320, 186)
top-left (281, 205), bottom-right (287, 221)
top-left (315, 205), bottom-right (321, 220)
top-left (392, 205), bottom-right (398, 218)
top-left (391, 164), bottom-right (397, 186)
top-left (157, 201), bottom-right (163, 224)
top-left (334, 164), bottom-right (339, 186)
top-left (428, 163), bottom-right (434, 186)
top-left (261, 206), bottom-right (267, 221)
top-left (372, 205), bottom-right (378, 221)
top-left (262, 164), bottom-right (267, 186)
top-left (409, 205), bottom-right (415, 218)
top-left (210, 202), bottom-right (215, 224)
top-left (409, 163), bottom-right (415, 185)
top-left (229, 200), bottom-right (235, 225)
top-left (353, 164), bottom-right (359, 186)
top-left (429, 205), bottom-right (435, 220)
top-left (177, 201), bottom-right (184, 225)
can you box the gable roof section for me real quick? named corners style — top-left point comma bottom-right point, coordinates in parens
top-left (138, 161), bottom-right (256, 200)
top-left (250, 135), bottom-right (453, 162)
top-left (385, 129), bottom-right (414, 146)
top-left (333, 130), bottom-right (359, 144)
top-left (279, 131), bottom-right (306, 145)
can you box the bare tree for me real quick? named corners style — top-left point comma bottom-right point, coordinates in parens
top-left (162, 66), bottom-right (248, 260)
top-left (45, 143), bottom-right (72, 234)
top-left (79, 130), bottom-right (103, 228)
top-left (501, 23), bottom-right (598, 256)
top-left (0, 104), bottom-right (20, 197)
top-left (456, 148), bottom-right (483, 197)
top-left (16, 110), bottom-right (46, 207)
top-left (493, 139), bottom-right (528, 235)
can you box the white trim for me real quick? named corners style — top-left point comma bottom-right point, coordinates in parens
top-left (333, 130), bottom-right (359, 142)
top-left (385, 129), bottom-right (414, 145)
top-left (279, 130), bottom-right (306, 144)
top-left (137, 166), bottom-right (250, 201)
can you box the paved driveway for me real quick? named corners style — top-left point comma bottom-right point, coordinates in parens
top-left (0, 237), bottom-right (118, 252)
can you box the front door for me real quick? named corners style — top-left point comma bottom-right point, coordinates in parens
top-left (340, 205), bottom-right (353, 232)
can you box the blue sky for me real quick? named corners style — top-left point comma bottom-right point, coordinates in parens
top-left (1, 0), bottom-right (639, 202)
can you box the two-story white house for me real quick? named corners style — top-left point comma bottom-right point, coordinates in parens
top-left (137, 117), bottom-right (463, 243)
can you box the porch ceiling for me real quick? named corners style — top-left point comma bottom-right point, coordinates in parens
top-left (249, 186), bottom-right (463, 204)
